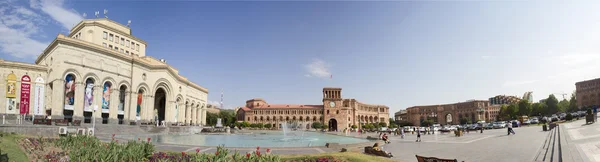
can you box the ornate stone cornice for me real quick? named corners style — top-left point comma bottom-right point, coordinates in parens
top-left (34, 34), bottom-right (208, 93)
top-left (0, 59), bottom-right (47, 71)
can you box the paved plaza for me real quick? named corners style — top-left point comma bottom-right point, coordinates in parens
top-left (560, 114), bottom-right (600, 162)
top-left (380, 126), bottom-right (549, 162)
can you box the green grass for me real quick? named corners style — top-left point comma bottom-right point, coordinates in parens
top-left (0, 133), bottom-right (29, 162)
top-left (280, 152), bottom-right (399, 162)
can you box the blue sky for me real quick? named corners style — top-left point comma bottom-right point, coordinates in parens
top-left (2, 1), bottom-right (600, 117)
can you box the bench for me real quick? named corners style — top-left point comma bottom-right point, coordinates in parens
top-left (33, 119), bottom-right (52, 125)
top-left (364, 146), bottom-right (393, 158)
top-left (415, 155), bottom-right (459, 162)
top-left (72, 120), bottom-right (81, 126)
top-left (54, 119), bottom-right (69, 126)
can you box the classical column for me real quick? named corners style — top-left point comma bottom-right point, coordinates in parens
top-left (185, 103), bottom-right (191, 125)
top-left (191, 107), bottom-right (196, 125)
top-left (73, 81), bottom-right (84, 120)
top-left (51, 80), bottom-right (65, 119)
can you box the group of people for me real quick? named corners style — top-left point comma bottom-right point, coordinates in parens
top-left (378, 132), bottom-right (391, 144)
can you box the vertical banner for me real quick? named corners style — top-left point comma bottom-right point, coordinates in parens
top-left (101, 82), bottom-right (111, 113)
top-left (33, 77), bottom-right (45, 116)
top-left (136, 92), bottom-right (142, 119)
top-left (20, 75), bottom-right (31, 115)
top-left (84, 79), bottom-right (94, 112)
top-left (64, 75), bottom-right (75, 110)
top-left (6, 73), bottom-right (17, 114)
top-left (118, 88), bottom-right (125, 115)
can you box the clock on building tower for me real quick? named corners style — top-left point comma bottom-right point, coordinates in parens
top-left (329, 101), bottom-right (335, 107)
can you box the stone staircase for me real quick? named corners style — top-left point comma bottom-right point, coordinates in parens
top-left (534, 124), bottom-right (563, 162)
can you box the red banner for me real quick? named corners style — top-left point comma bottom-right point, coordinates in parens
top-left (20, 75), bottom-right (31, 115)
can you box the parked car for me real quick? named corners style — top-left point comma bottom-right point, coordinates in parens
top-left (493, 121), bottom-right (506, 129)
top-left (485, 123), bottom-right (494, 129)
top-left (530, 118), bottom-right (539, 124)
top-left (522, 120), bottom-right (531, 125)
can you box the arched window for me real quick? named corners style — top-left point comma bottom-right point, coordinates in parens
top-left (136, 89), bottom-right (144, 118)
top-left (102, 82), bottom-right (112, 112)
top-left (83, 78), bottom-right (95, 111)
top-left (327, 110), bottom-right (330, 114)
top-left (118, 85), bottom-right (127, 114)
top-left (64, 74), bottom-right (76, 109)
top-left (336, 110), bottom-right (339, 114)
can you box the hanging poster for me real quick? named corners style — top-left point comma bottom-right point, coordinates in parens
top-left (20, 75), bottom-right (31, 115)
top-left (83, 80), bottom-right (94, 112)
top-left (33, 77), bottom-right (45, 116)
top-left (118, 88), bottom-right (125, 115)
top-left (136, 92), bottom-right (142, 119)
top-left (6, 73), bottom-right (17, 114)
top-left (101, 82), bottom-right (110, 113)
top-left (64, 75), bottom-right (75, 110)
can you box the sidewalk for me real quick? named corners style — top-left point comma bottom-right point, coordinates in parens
top-left (560, 114), bottom-right (600, 162)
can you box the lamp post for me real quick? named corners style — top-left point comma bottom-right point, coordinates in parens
top-left (477, 107), bottom-right (485, 133)
top-left (428, 112), bottom-right (437, 134)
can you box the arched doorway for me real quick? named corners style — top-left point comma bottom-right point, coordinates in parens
top-left (154, 88), bottom-right (166, 124)
top-left (328, 118), bottom-right (338, 131)
top-left (445, 113), bottom-right (453, 124)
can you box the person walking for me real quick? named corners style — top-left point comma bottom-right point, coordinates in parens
top-left (416, 129), bottom-right (422, 142)
top-left (400, 128), bottom-right (405, 139)
top-left (507, 121), bottom-right (515, 135)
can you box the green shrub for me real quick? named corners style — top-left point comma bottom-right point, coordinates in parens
top-left (565, 113), bottom-right (573, 121)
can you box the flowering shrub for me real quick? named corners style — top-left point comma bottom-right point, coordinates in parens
top-left (55, 135), bottom-right (154, 161)
top-left (149, 145), bottom-right (280, 162)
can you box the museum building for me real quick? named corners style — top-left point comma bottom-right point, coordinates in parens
top-left (0, 18), bottom-right (208, 126)
top-left (236, 87), bottom-right (390, 131)
top-left (404, 100), bottom-right (501, 126)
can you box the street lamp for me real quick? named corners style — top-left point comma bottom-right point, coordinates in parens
top-left (428, 112), bottom-right (437, 134)
top-left (477, 107), bottom-right (485, 133)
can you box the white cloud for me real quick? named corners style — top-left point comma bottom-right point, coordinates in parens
top-left (304, 58), bottom-right (331, 78)
top-left (29, 0), bottom-right (82, 30)
top-left (0, 0), bottom-right (82, 59)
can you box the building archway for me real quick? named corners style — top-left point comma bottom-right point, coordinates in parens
top-left (154, 88), bottom-right (167, 124)
top-left (328, 118), bottom-right (338, 131)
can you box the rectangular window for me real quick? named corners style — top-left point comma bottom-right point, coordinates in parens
top-left (136, 44), bottom-right (139, 51)
top-left (103, 43), bottom-right (107, 48)
top-left (115, 47), bottom-right (119, 51)
top-left (126, 51), bottom-right (129, 54)
top-left (120, 49), bottom-right (124, 53)
top-left (109, 34), bottom-right (113, 42)
top-left (121, 38), bottom-right (124, 45)
top-left (126, 40), bottom-right (130, 47)
top-left (109, 45), bottom-right (113, 49)
top-left (131, 42), bottom-right (135, 49)
top-left (103, 32), bottom-right (107, 39)
top-left (115, 36), bottom-right (119, 44)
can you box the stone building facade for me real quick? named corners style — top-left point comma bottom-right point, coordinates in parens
top-left (394, 110), bottom-right (407, 122)
top-left (405, 100), bottom-right (501, 126)
top-left (489, 95), bottom-right (521, 105)
top-left (0, 18), bottom-right (208, 126)
top-left (576, 78), bottom-right (600, 109)
top-left (236, 88), bottom-right (390, 131)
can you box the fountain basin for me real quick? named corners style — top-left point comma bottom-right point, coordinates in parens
top-left (118, 131), bottom-right (369, 148)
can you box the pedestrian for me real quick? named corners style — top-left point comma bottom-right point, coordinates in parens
top-left (416, 129), bottom-right (422, 142)
top-left (400, 128), bottom-right (405, 139)
top-left (507, 121), bottom-right (515, 135)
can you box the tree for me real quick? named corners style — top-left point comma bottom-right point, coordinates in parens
top-left (518, 100), bottom-right (531, 116)
top-left (546, 95), bottom-right (559, 115)
top-left (206, 112), bottom-right (219, 126)
top-left (242, 121), bottom-right (250, 128)
top-left (507, 104), bottom-right (518, 119)
top-left (421, 119), bottom-right (434, 126)
top-left (312, 122), bottom-right (323, 130)
top-left (531, 103), bottom-right (545, 117)
top-left (568, 94), bottom-right (578, 112)
top-left (397, 121), bottom-right (414, 127)
top-left (558, 99), bottom-right (569, 113)
top-left (389, 118), bottom-right (395, 125)
top-left (460, 118), bottom-right (470, 125)
top-left (351, 125), bottom-right (358, 129)
top-left (390, 123), bottom-right (398, 128)
top-left (379, 122), bottom-right (387, 128)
